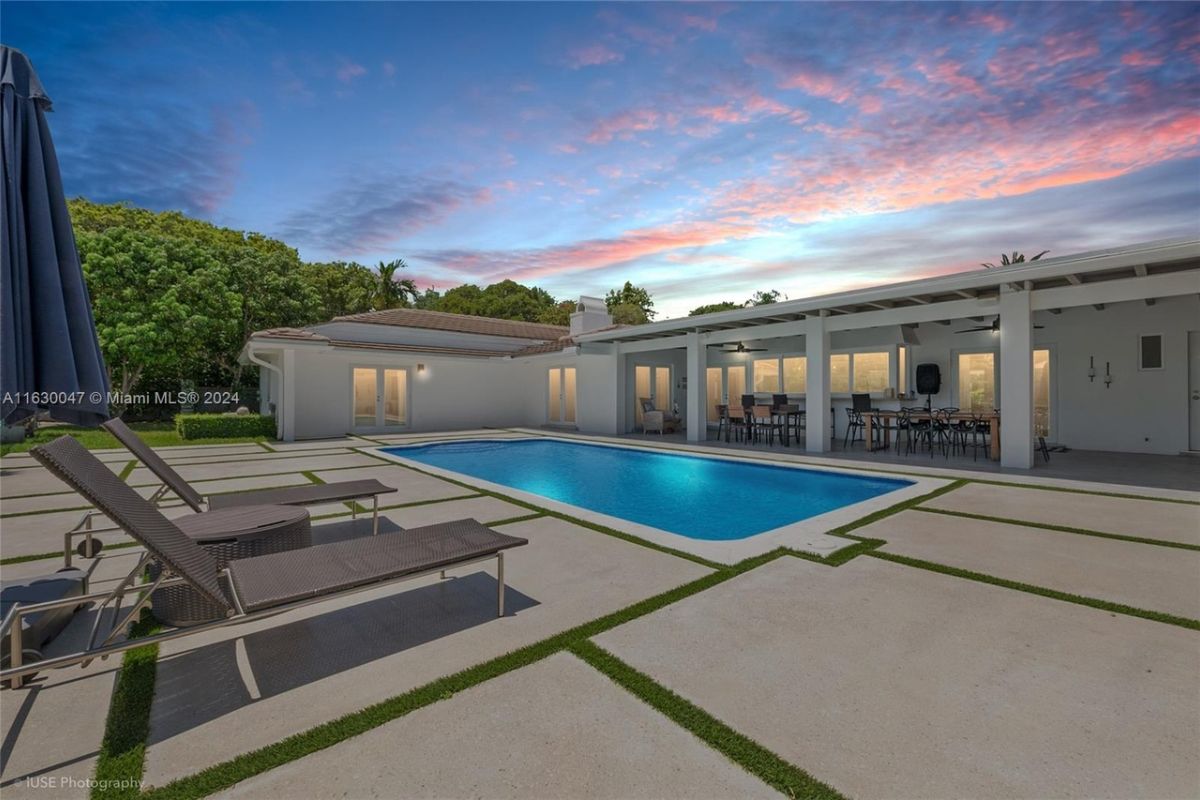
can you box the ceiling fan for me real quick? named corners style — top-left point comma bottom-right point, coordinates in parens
top-left (708, 341), bottom-right (768, 353)
top-left (955, 316), bottom-right (1043, 334)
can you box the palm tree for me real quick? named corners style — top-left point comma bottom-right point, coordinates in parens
top-left (374, 259), bottom-right (418, 309)
top-left (982, 250), bottom-right (1049, 269)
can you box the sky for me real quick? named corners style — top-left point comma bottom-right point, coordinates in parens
top-left (4, 1), bottom-right (1199, 319)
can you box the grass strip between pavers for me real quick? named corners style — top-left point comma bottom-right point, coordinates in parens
top-left (867, 551), bottom-right (1200, 631)
top-left (570, 640), bottom-right (846, 800)
top-left (913, 506), bottom-right (1200, 551)
top-left (130, 549), bottom-right (786, 800)
top-left (1, 539), bottom-right (141, 565)
top-left (93, 614), bottom-right (162, 800)
top-left (486, 512), bottom-right (547, 527)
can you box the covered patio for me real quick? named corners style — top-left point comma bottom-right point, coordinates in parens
top-left (582, 239), bottom-right (1200, 472)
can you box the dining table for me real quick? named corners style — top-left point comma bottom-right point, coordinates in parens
top-left (865, 409), bottom-right (1001, 461)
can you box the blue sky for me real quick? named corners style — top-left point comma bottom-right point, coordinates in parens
top-left (5, 1), bottom-right (1198, 318)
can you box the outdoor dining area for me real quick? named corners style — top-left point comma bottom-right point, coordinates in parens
top-left (713, 394), bottom-right (1004, 461)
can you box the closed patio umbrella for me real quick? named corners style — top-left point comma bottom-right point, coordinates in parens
top-left (1, 46), bottom-right (109, 427)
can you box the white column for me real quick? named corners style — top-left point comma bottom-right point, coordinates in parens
top-left (999, 285), bottom-right (1033, 468)
top-left (685, 331), bottom-right (707, 442)
top-left (281, 348), bottom-right (296, 442)
top-left (806, 313), bottom-right (831, 452)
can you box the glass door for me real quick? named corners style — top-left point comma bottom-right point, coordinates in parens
top-left (704, 364), bottom-right (748, 422)
top-left (1033, 348), bottom-right (1051, 439)
top-left (547, 367), bottom-right (576, 424)
top-left (634, 365), bottom-right (671, 426)
top-left (352, 367), bottom-right (407, 431)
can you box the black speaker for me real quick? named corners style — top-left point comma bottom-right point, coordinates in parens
top-left (915, 363), bottom-right (941, 395)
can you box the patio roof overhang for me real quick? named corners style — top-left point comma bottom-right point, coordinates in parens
top-left (576, 237), bottom-right (1200, 350)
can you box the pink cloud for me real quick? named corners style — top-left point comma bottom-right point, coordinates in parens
top-left (1121, 50), bottom-right (1165, 67)
top-left (566, 44), bottom-right (624, 69)
top-left (711, 106), bottom-right (1200, 227)
top-left (915, 59), bottom-right (991, 100)
top-left (778, 69), bottom-right (854, 103)
top-left (585, 108), bottom-right (661, 144)
top-left (382, 61), bottom-right (396, 78)
top-left (419, 219), bottom-right (756, 283)
top-left (965, 11), bottom-right (1012, 34)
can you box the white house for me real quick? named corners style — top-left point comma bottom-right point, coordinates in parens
top-left (243, 238), bottom-right (1200, 469)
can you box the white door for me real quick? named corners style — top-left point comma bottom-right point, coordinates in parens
top-left (1189, 332), bottom-right (1200, 450)
top-left (547, 367), bottom-right (576, 425)
top-left (352, 367), bottom-right (407, 432)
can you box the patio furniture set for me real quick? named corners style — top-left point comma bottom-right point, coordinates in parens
top-left (715, 394), bottom-right (814, 447)
top-left (1, 421), bottom-right (529, 690)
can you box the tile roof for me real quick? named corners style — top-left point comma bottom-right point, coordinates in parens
top-left (252, 327), bottom-right (330, 342)
top-left (332, 308), bottom-right (569, 341)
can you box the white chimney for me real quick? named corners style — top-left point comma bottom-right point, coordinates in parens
top-left (570, 296), bottom-right (612, 336)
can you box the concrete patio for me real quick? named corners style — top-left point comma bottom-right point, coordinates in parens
top-left (1, 430), bottom-right (1197, 799)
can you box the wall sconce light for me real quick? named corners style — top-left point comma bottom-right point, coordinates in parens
top-left (1104, 361), bottom-right (1112, 388)
top-left (417, 364), bottom-right (426, 374)
top-left (1087, 356), bottom-right (1095, 383)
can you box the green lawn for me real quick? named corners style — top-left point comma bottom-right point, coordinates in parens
top-left (0, 422), bottom-right (270, 456)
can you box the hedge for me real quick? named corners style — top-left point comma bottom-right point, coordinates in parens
top-left (174, 413), bottom-right (276, 440)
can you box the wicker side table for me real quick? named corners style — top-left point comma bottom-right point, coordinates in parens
top-left (150, 505), bottom-right (311, 626)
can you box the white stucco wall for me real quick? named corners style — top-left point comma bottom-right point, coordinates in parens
top-left (621, 295), bottom-right (1198, 454)
top-left (283, 347), bottom-right (544, 439)
top-left (258, 293), bottom-right (1197, 454)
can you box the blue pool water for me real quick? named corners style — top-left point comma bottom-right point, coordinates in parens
top-left (383, 439), bottom-right (912, 541)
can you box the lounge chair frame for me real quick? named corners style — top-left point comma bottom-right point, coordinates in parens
top-left (99, 418), bottom-right (393, 536)
top-left (2, 436), bottom-right (521, 690)
top-left (2, 551), bottom-right (505, 688)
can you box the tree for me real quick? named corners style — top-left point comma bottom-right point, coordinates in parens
top-left (609, 302), bottom-right (650, 325)
top-left (538, 300), bottom-right (576, 326)
top-left (299, 261), bottom-right (378, 319)
top-left (374, 259), bottom-right (418, 309)
top-left (77, 226), bottom-right (238, 405)
top-left (437, 284), bottom-right (486, 316)
top-left (982, 251), bottom-right (1049, 269)
top-left (605, 281), bottom-right (655, 319)
top-left (746, 289), bottom-right (782, 305)
top-left (689, 301), bottom-right (741, 316)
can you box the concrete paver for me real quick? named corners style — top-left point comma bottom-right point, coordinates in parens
top-left (922, 482), bottom-right (1200, 545)
top-left (865, 510), bottom-right (1200, 618)
top-left (126, 452), bottom-right (382, 486)
top-left (141, 516), bottom-right (711, 786)
top-left (312, 465), bottom-right (473, 505)
top-left (596, 556), bottom-right (1200, 800)
top-left (216, 652), bottom-right (776, 800)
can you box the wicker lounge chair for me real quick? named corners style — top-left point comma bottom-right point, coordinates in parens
top-left (100, 418), bottom-right (397, 534)
top-left (1, 436), bottom-right (527, 689)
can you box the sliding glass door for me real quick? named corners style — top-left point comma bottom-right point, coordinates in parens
top-left (352, 367), bottom-right (408, 431)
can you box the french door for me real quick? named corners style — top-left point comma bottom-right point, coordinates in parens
top-left (634, 365), bottom-right (672, 426)
top-left (705, 365), bottom-right (747, 422)
top-left (352, 367), bottom-right (407, 431)
top-left (548, 367), bottom-right (576, 424)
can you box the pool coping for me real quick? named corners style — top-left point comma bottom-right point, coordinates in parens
top-left (372, 435), bottom-right (950, 564)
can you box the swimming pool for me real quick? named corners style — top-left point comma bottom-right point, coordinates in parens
top-left (382, 439), bottom-right (912, 541)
